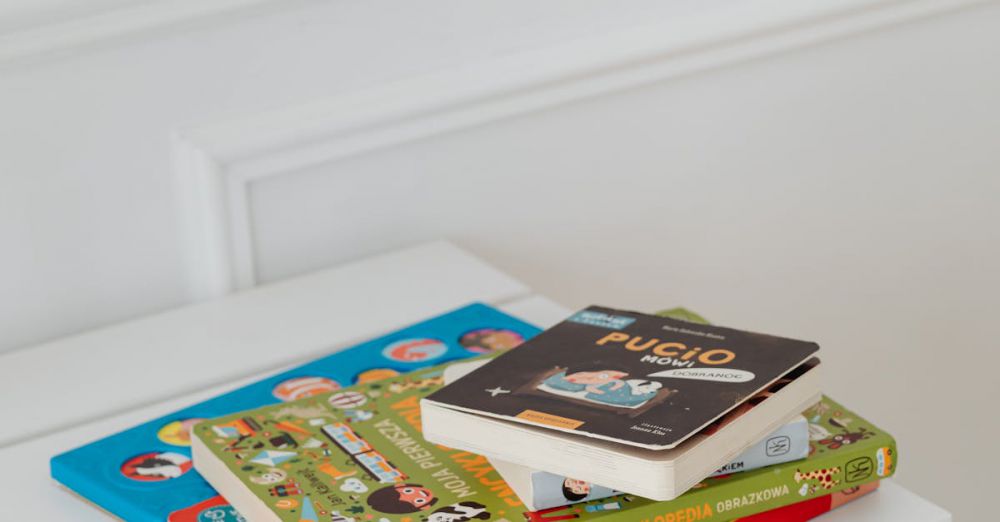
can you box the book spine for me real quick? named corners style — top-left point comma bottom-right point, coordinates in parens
top-left (616, 436), bottom-right (895, 522)
top-left (523, 434), bottom-right (894, 522)
top-left (523, 416), bottom-right (809, 510)
top-left (732, 480), bottom-right (879, 521)
top-left (708, 416), bottom-right (809, 478)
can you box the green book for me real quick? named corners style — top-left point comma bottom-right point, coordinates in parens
top-left (520, 395), bottom-right (895, 521)
top-left (192, 366), bottom-right (894, 522)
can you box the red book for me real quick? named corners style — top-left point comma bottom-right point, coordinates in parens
top-left (734, 481), bottom-right (880, 521)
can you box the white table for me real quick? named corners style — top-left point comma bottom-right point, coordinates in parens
top-left (0, 242), bottom-right (950, 521)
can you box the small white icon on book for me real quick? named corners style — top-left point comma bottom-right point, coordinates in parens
top-left (485, 387), bottom-right (510, 397)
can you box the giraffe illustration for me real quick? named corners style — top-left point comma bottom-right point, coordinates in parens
top-left (794, 466), bottom-right (841, 494)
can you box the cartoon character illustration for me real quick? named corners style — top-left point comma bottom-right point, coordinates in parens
top-left (249, 467), bottom-right (288, 485)
top-left (271, 376), bottom-right (341, 402)
top-left (120, 451), bottom-right (192, 481)
top-left (537, 367), bottom-right (663, 408)
top-left (817, 427), bottom-right (873, 450)
top-left (794, 466), bottom-right (841, 495)
top-left (156, 418), bottom-right (204, 447)
top-left (543, 368), bottom-right (628, 394)
top-left (382, 338), bottom-right (448, 362)
top-left (426, 501), bottom-right (491, 521)
top-left (459, 328), bottom-right (525, 353)
top-left (875, 447), bottom-right (894, 476)
top-left (562, 478), bottom-right (592, 502)
top-left (268, 480), bottom-right (302, 497)
top-left (366, 483), bottom-right (437, 514)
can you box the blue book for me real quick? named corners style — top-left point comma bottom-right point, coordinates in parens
top-left (50, 303), bottom-right (540, 522)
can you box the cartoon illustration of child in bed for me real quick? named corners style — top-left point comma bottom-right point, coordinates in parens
top-left (539, 368), bottom-right (663, 408)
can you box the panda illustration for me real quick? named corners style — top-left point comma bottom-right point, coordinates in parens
top-left (426, 501), bottom-right (490, 522)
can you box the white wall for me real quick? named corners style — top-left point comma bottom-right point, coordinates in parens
top-left (0, 0), bottom-right (713, 352)
top-left (1, 0), bottom-right (998, 518)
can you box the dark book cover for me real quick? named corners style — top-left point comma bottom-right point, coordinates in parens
top-left (425, 306), bottom-right (820, 449)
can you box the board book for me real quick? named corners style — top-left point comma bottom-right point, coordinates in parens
top-left (488, 416), bottom-right (809, 511)
top-left (420, 305), bottom-right (821, 500)
top-left (441, 359), bottom-right (810, 511)
top-left (50, 303), bottom-right (540, 522)
top-left (423, 305), bottom-right (820, 450)
top-left (517, 395), bottom-right (895, 521)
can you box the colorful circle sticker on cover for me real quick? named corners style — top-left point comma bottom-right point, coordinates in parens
top-left (355, 368), bottom-right (400, 383)
top-left (157, 418), bottom-right (205, 447)
top-left (120, 451), bottom-right (192, 481)
top-left (328, 391), bottom-right (368, 409)
top-left (381, 338), bottom-right (448, 363)
top-left (459, 328), bottom-right (525, 353)
top-left (272, 376), bottom-right (341, 402)
top-left (196, 504), bottom-right (244, 522)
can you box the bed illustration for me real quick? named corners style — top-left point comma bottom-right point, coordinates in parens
top-left (514, 366), bottom-right (674, 417)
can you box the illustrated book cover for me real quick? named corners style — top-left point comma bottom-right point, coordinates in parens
top-left (422, 305), bottom-right (820, 450)
top-left (192, 360), bottom-right (527, 522)
top-left (50, 303), bottom-right (540, 522)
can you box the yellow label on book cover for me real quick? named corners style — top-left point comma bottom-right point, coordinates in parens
top-left (516, 410), bottom-right (584, 429)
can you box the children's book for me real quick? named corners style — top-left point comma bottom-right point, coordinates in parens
top-left (192, 356), bottom-right (892, 522)
top-left (489, 416), bottom-right (809, 511)
top-left (733, 481), bottom-right (880, 521)
top-left (443, 359), bottom-right (810, 511)
top-left (519, 395), bottom-right (894, 521)
top-left (708, 415), bottom-right (808, 478)
top-left (424, 305), bottom-right (820, 450)
top-left (50, 303), bottom-right (540, 522)
top-left (421, 305), bottom-right (821, 500)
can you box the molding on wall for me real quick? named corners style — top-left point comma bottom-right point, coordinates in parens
top-left (0, 0), bottom-right (287, 66)
top-left (172, 0), bottom-right (986, 301)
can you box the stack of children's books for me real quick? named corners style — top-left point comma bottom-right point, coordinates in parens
top-left (52, 304), bottom-right (896, 522)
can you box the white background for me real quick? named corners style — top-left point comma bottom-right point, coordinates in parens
top-left (1, 1), bottom-right (997, 519)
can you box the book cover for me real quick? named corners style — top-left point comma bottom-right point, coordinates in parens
top-left (424, 305), bottom-right (820, 449)
top-left (518, 416), bottom-right (809, 510)
top-left (520, 395), bottom-right (896, 521)
top-left (192, 360), bottom-right (526, 522)
top-left (50, 303), bottom-right (540, 522)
